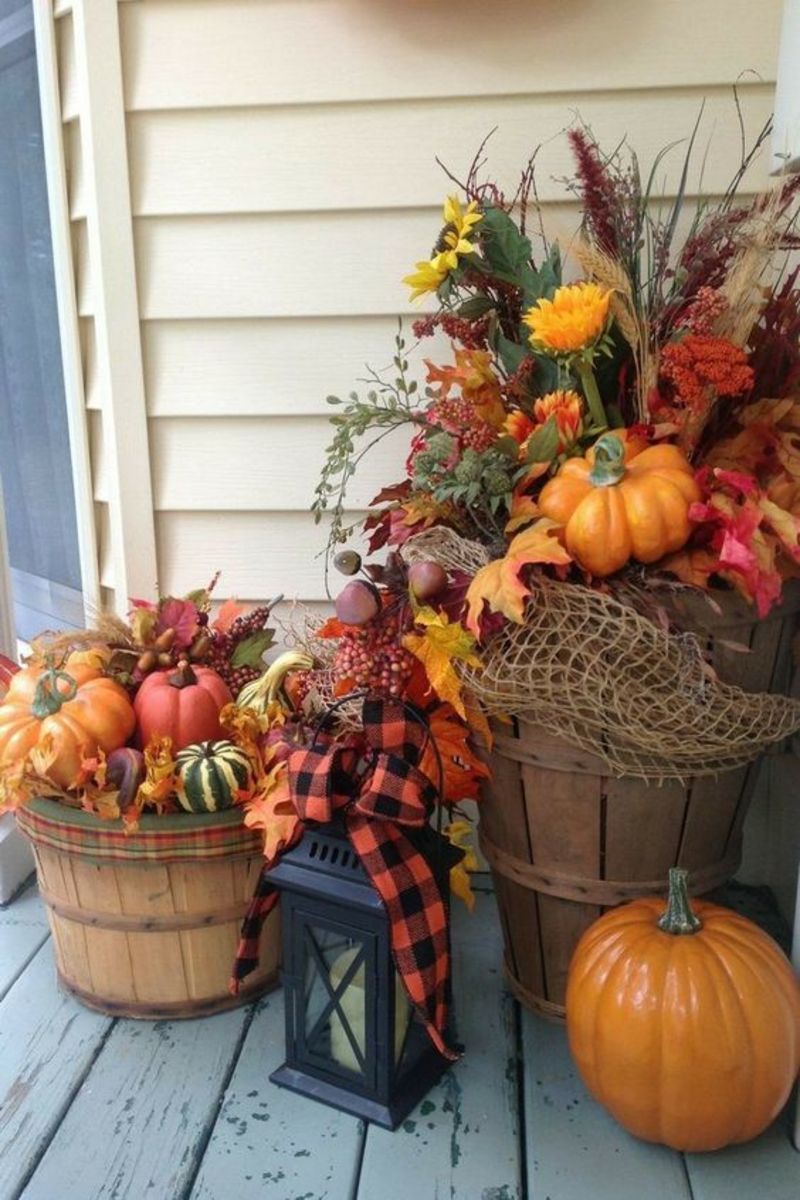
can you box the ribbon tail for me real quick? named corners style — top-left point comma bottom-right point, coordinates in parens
top-left (228, 866), bottom-right (280, 996)
top-left (346, 813), bottom-right (460, 1062)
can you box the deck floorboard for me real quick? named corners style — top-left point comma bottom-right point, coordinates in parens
top-left (20, 1002), bottom-right (252, 1200)
top-left (0, 883), bottom-right (796, 1199)
top-left (356, 892), bottom-right (521, 1200)
top-left (0, 942), bottom-right (111, 1200)
top-left (188, 991), bottom-right (364, 1200)
top-left (0, 881), bottom-right (49, 1001)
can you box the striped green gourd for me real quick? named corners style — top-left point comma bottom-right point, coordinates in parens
top-left (175, 740), bottom-right (252, 813)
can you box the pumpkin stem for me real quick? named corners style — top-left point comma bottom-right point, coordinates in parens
top-left (588, 433), bottom-right (626, 487)
top-left (168, 659), bottom-right (198, 689)
top-left (31, 666), bottom-right (78, 718)
top-left (575, 359), bottom-right (608, 433)
top-left (657, 867), bottom-right (703, 935)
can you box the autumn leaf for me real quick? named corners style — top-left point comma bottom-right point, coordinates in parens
top-left (403, 607), bottom-right (481, 719)
top-left (504, 492), bottom-right (540, 534)
top-left (316, 616), bottom-right (353, 639)
top-left (137, 734), bottom-right (177, 814)
top-left (242, 759), bottom-right (302, 863)
top-left (420, 702), bottom-right (489, 806)
top-left (465, 519), bottom-right (572, 636)
top-left (213, 597), bottom-right (246, 634)
top-left (445, 819), bottom-right (480, 911)
top-left (158, 598), bottom-right (199, 649)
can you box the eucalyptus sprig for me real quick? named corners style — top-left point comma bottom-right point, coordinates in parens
top-left (312, 328), bottom-right (424, 583)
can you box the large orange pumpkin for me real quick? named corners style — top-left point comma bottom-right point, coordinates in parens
top-left (0, 658), bottom-right (136, 789)
top-left (538, 431), bottom-right (700, 576)
top-left (133, 660), bottom-right (231, 751)
top-left (566, 868), bottom-right (800, 1152)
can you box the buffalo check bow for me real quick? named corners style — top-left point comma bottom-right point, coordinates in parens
top-left (229, 696), bottom-right (459, 1062)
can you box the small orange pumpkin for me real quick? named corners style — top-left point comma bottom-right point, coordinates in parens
top-left (0, 658), bottom-right (136, 789)
top-left (566, 868), bottom-right (800, 1152)
top-left (538, 431), bottom-right (700, 576)
top-left (133, 660), bottom-right (231, 752)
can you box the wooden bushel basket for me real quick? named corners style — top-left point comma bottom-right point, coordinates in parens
top-left (478, 585), bottom-right (800, 1021)
top-left (16, 798), bottom-right (279, 1019)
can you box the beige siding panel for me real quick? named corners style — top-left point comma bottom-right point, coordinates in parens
top-left (128, 85), bottom-right (773, 217)
top-left (88, 409), bottom-right (108, 503)
top-left (97, 502), bottom-right (113, 591)
top-left (57, 10), bottom-right (78, 123)
top-left (67, 117), bottom-right (85, 219)
top-left (143, 316), bottom-right (452, 416)
top-left (150, 415), bottom-right (410, 511)
top-left (119, 0), bottom-right (780, 112)
top-left (81, 319), bottom-right (101, 412)
top-left (156, 510), bottom-right (369, 600)
top-left (134, 206), bottom-right (573, 320)
top-left (73, 217), bottom-right (92, 316)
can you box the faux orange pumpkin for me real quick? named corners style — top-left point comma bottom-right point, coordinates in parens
top-left (133, 659), bottom-right (231, 752)
top-left (566, 868), bottom-right (800, 1152)
top-left (0, 658), bottom-right (136, 789)
top-left (538, 431), bottom-right (701, 576)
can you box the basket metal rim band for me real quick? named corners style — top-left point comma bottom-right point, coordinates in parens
top-left (502, 958), bottom-right (565, 1023)
top-left (39, 886), bottom-right (251, 932)
top-left (56, 968), bottom-right (278, 1019)
top-left (478, 829), bottom-right (741, 905)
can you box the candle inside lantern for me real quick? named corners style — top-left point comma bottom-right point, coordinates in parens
top-left (329, 945), bottom-right (411, 1073)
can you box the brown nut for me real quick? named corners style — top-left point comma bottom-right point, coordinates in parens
top-left (189, 633), bottom-right (211, 661)
top-left (136, 649), bottom-right (158, 674)
top-left (153, 627), bottom-right (176, 652)
top-left (157, 652), bottom-right (174, 667)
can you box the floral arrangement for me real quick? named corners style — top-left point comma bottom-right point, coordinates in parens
top-left (306, 118), bottom-right (800, 779)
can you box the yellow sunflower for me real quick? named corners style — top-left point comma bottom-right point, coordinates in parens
top-left (403, 196), bottom-right (483, 301)
top-left (523, 282), bottom-right (611, 355)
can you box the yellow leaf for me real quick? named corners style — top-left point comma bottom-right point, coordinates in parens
top-left (242, 760), bottom-right (301, 863)
top-left (403, 608), bottom-right (481, 720)
top-left (465, 519), bottom-right (571, 636)
top-left (445, 819), bottom-right (479, 912)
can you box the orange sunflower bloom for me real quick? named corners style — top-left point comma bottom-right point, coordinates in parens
top-left (504, 410), bottom-right (536, 444)
top-left (523, 282), bottom-right (612, 355)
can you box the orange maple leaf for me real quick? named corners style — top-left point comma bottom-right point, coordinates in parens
top-left (420, 703), bottom-right (489, 806)
top-left (242, 759), bottom-right (302, 863)
top-left (316, 616), bottom-right (354, 639)
top-left (213, 597), bottom-right (246, 634)
top-left (465, 519), bottom-right (572, 636)
top-left (403, 607), bottom-right (481, 720)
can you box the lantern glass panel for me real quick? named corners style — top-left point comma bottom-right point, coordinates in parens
top-left (301, 923), bottom-right (372, 1080)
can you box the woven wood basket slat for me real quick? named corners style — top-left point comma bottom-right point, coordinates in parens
top-left (17, 799), bottom-right (279, 1019)
top-left (479, 585), bottom-right (800, 1022)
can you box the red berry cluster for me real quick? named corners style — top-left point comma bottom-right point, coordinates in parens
top-left (439, 313), bottom-right (490, 350)
top-left (430, 395), bottom-right (497, 452)
top-left (332, 610), bottom-right (415, 698)
top-left (208, 605), bottom-right (273, 695)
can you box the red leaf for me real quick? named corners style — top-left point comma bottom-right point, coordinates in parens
top-left (157, 598), bottom-right (199, 648)
top-left (213, 597), bottom-right (246, 634)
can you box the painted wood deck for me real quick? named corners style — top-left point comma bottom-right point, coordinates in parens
top-left (0, 878), bottom-right (797, 1200)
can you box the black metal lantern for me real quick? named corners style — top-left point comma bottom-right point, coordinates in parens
top-left (269, 818), bottom-right (453, 1129)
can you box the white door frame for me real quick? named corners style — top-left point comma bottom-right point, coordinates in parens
top-left (0, 476), bottom-right (15, 657)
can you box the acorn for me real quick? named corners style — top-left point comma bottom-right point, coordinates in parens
top-left (334, 549), bottom-right (362, 577)
top-left (153, 627), bottom-right (176, 652)
top-left (156, 652), bottom-right (174, 668)
top-left (135, 649), bottom-right (158, 674)
top-left (189, 632), bottom-right (211, 661)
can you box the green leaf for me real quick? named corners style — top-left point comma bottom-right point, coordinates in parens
top-left (457, 295), bottom-right (496, 319)
top-left (230, 630), bottom-right (276, 669)
top-left (519, 244), bottom-right (562, 307)
top-left (495, 333), bottom-right (528, 375)
top-left (479, 206), bottom-right (533, 275)
top-left (525, 416), bottom-right (559, 463)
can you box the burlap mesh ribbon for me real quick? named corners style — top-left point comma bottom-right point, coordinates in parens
top-left (403, 527), bottom-right (800, 782)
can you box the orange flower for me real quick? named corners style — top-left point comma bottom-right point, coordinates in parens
top-left (523, 282), bottom-right (611, 355)
top-left (504, 410), bottom-right (536, 444)
top-left (532, 389), bottom-right (584, 452)
top-left (659, 334), bottom-right (753, 411)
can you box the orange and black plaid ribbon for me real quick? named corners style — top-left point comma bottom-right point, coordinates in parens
top-left (229, 697), bottom-right (459, 1062)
